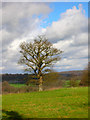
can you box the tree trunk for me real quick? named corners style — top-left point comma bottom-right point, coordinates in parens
top-left (39, 76), bottom-right (43, 91)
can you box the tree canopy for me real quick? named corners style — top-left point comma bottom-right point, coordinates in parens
top-left (18, 35), bottom-right (63, 91)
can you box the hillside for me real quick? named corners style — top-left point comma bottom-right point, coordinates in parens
top-left (1, 70), bottom-right (83, 84)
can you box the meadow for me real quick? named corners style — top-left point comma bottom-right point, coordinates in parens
top-left (10, 83), bottom-right (27, 88)
top-left (2, 87), bottom-right (88, 119)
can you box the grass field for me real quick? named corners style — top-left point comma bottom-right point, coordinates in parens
top-left (10, 84), bottom-right (26, 88)
top-left (2, 87), bottom-right (88, 119)
top-left (10, 83), bottom-right (35, 88)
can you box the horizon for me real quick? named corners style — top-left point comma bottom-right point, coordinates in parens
top-left (1, 69), bottom-right (84, 74)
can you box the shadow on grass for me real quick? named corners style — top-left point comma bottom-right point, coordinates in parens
top-left (2, 109), bottom-right (24, 120)
top-left (2, 110), bottom-right (88, 120)
top-left (2, 110), bottom-right (53, 120)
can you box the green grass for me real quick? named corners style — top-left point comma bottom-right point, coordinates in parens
top-left (10, 83), bottom-right (35, 88)
top-left (10, 84), bottom-right (26, 88)
top-left (2, 87), bottom-right (88, 119)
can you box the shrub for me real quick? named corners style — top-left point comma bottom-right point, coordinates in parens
top-left (2, 81), bottom-right (38, 94)
top-left (69, 79), bottom-right (79, 87)
top-left (43, 72), bottom-right (60, 90)
top-left (65, 77), bottom-right (79, 87)
top-left (80, 62), bottom-right (90, 86)
top-left (80, 70), bottom-right (88, 86)
top-left (0, 82), bottom-right (2, 94)
top-left (26, 80), bottom-right (31, 86)
top-left (26, 79), bottom-right (38, 86)
top-left (62, 78), bottom-right (80, 88)
top-left (58, 80), bottom-right (66, 87)
top-left (18, 86), bottom-right (38, 93)
top-left (2, 81), bottom-right (9, 87)
top-left (2, 81), bottom-right (18, 94)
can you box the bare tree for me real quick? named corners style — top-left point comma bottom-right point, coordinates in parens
top-left (18, 35), bottom-right (63, 91)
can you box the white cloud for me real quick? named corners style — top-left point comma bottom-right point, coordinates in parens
top-left (46, 4), bottom-right (87, 43)
top-left (71, 33), bottom-right (88, 46)
top-left (1, 3), bottom-right (52, 73)
top-left (2, 2), bottom-right (51, 24)
top-left (54, 57), bottom-right (88, 71)
top-left (1, 3), bottom-right (88, 73)
top-left (46, 4), bottom-right (88, 71)
top-left (53, 38), bottom-right (88, 71)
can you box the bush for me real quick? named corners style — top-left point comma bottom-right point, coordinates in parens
top-left (58, 80), bottom-right (66, 87)
top-left (65, 77), bottom-right (79, 87)
top-left (69, 78), bottom-right (79, 87)
top-left (80, 62), bottom-right (90, 86)
top-left (2, 81), bottom-right (38, 94)
top-left (80, 70), bottom-right (88, 86)
top-left (26, 80), bottom-right (38, 86)
top-left (43, 72), bottom-right (60, 90)
top-left (62, 78), bottom-right (80, 88)
top-left (26, 80), bottom-right (31, 86)
top-left (2, 81), bottom-right (9, 87)
top-left (18, 86), bottom-right (38, 93)
top-left (0, 82), bottom-right (2, 94)
top-left (2, 81), bottom-right (18, 94)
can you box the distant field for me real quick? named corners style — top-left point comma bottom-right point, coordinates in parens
top-left (10, 79), bottom-right (80, 88)
top-left (10, 84), bottom-right (26, 88)
top-left (2, 87), bottom-right (88, 119)
top-left (10, 83), bottom-right (36, 88)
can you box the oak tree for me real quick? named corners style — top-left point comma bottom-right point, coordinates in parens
top-left (18, 36), bottom-right (63, 91)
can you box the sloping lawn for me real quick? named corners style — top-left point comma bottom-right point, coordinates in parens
top-left (2, 87), bottom-right (88, 119)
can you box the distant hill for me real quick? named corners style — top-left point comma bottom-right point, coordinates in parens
top-left (60, 70), bottom-right (83, 77)
top-left (1, 70), bottom-right (83, 84)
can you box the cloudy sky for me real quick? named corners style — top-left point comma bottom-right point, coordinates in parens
top-left (1, 2), bottom-right (88, 73)
top-left (1, 0), bottom-right (90, 2)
